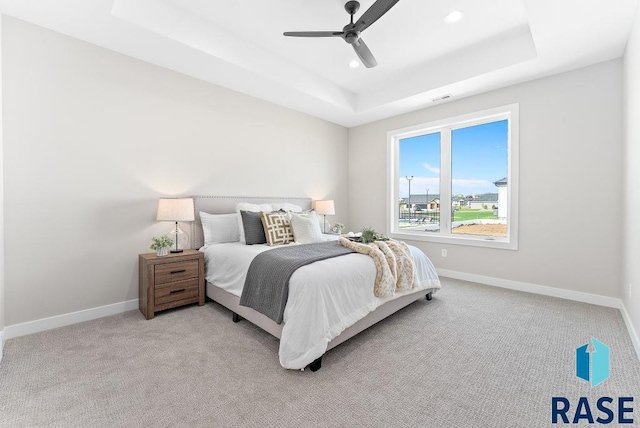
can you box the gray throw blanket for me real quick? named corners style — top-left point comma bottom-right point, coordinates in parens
top-left (239, 241), bottom-right (354, 324)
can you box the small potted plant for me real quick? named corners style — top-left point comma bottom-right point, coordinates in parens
top-left (333, 222), bottom-right (345, 235)
top-left (360, 227), bottom-right (390, 244)
top-left (360, 227), bottom-right (376, 244)
top-left (150, 236), bottom-right (174, 256)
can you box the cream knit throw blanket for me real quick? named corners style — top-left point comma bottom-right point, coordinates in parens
top-left (338, 237), bottom-right (415, 298)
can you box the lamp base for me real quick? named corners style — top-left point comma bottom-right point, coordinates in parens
top-left (166, 222), bottom-right (190, 253)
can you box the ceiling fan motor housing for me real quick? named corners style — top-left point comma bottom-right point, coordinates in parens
top-left (344, 31), bottom-right (359, 44)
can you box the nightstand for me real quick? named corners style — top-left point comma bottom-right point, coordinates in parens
top-left (138, 249), bottom-right (205, 320)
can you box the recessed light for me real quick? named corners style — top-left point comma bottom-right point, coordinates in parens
top-left (444, 10), bottom-right (463, 24)
top-left (349, 60), bottom-right (360, 68)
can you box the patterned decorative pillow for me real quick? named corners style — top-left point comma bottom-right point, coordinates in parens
top-left (260, 211), bottom-right (294, 246)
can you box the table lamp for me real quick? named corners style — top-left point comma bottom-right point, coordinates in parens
top-left (156, 198), bottom-right (195, 253)
top-left (315, 200), bottom-right (335, 234)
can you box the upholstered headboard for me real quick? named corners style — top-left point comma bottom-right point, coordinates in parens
top-left (190, 196), bottom-right (313, 249)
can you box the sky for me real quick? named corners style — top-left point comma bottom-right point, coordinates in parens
top-left (399, 120), bottom-right (508, 197)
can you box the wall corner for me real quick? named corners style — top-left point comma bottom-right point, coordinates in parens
top-left (0, 13), bottom-right (6, 364)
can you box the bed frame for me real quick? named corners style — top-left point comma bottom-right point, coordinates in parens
top-left (191, 196), bottom-right (434, 371)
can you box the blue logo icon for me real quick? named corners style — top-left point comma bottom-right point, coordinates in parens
top-left (576, 338), bottom-right (610, 387)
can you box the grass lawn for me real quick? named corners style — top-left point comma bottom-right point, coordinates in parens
top-left (453, 210), bottom-right (497, 222)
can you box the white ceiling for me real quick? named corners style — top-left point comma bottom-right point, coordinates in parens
top-left (0, 0), bottom-right (638, 127)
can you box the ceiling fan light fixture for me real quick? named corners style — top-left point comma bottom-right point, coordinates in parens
top-left (444, 10), bottom-right (464, 24)
top-left (349, 60), bottom-right (360, 68)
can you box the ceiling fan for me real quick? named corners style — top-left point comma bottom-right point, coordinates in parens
top-left (283, 0), bottom-right (400, 68)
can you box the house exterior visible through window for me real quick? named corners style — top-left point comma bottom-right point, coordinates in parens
top-left (387, 104), bottom-right (519, 250)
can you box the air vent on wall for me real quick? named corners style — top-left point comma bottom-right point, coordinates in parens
top-left (431, 94), bottom-right (452, 102)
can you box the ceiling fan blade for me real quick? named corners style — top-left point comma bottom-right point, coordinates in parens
top-left (283, 31), bottom-right (344, 37)
top-left (354, 0), bottom-right (400, 33)
top-left (352, 38), bottom-right (378, 68)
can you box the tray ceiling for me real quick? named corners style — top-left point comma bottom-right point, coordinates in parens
top-left (0, 0), bottom-right (637, 126)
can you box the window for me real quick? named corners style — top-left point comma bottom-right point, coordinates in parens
top-left (387, 104), bottom-right (519, 250)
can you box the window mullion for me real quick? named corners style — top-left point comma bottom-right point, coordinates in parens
top-left (440, 129), bottom-right (452, 237)
top-left (389, 135), bottom-right (400, 234)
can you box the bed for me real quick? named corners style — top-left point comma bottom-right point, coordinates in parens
top-left (191, 196), bottom-right (441, 371)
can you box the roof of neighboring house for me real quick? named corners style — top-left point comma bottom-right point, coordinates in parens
top-left (494, 177), bottom-right (507, 186)
top-left (466, 193), bottom-right (499, 202)
top-left (400, 194), bottom-right (440, 204)
top-left (401, 193), bottom-right (498, 203)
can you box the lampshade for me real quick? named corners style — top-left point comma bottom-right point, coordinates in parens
top-left (315, 200), bottom-right (335, 215)
top-left (156, 198), bottom-right (195, 222)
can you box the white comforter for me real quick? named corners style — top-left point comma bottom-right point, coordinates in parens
top-left (201, 241), bottom-right (441, 369)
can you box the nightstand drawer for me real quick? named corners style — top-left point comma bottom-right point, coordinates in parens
top-left (154, 260), bottom-right (199, 285)
top-left (154, 278), bottom-right (200, 306)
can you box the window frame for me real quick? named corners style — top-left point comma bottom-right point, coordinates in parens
top-left (387, 104), bottom-right (519, 250)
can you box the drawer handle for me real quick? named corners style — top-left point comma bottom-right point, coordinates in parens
top-left (169, 289), bottom-right (186, 294)
top-left (170, 269), bottom-right (186, 274)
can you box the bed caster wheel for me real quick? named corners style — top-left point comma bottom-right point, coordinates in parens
top-left (426, 292), bottom-right (432, 301)
top-left (309, 357), bottom-right (322, 372)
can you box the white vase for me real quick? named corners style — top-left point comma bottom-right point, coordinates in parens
top-left (156, 247), bottom-right (169, 257)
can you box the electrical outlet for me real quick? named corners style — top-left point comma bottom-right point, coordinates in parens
top-left (441, 249), bottom-right (447, 257)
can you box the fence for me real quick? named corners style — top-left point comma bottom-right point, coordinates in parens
top-left (399, 211), bottom-right (440, 223)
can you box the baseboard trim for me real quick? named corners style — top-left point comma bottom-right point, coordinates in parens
top-left (437, 269), bottom-right (623, 309)
top-left (4, 299), bottom-right (139, 340)
top-left (437, 269), bottom-right (640, 362)
top-left (620, 303), bottom-right (640, 361)
top-left (3, 273), bottom-right (639, 362)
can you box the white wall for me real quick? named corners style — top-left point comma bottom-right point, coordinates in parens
top-left (349, 60), bottom-right (623, 297)
top-left (623, 5), bottom-right (640, 350)
top-left (1, 16), bottom-right (348, 327)
top-left (0, 13), bottom-right (5, 360)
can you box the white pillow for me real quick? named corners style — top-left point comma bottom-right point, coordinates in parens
top-left (288, 209), bottom-right (326, 234)
top-left (271, 202), bottom-right (303, 212)
top-left (200, 212), bottom-right (240, 245)
top-left (290, 212), bottom-right (324, 244)
top-left (236, 202), bottom-right (273, 244)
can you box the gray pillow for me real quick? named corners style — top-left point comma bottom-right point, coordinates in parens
top-left (240, 210), bottom-right (267, 245)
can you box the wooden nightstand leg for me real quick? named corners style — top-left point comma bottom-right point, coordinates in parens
top-left (198, 262), bottom-right (205, 306)
top-left (147, 264), bottom-right (155, 319)
top-left (198, 281), bottom-right (205, 306)
top-left (145, 277), bottom-right (154, 319)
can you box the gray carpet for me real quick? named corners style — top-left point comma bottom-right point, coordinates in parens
top-left (1, 278), bottom-right (639, 427)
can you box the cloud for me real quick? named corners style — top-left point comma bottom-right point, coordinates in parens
top-left (399, 176), bottom-right (439, 196)
top-left (422, 163), bottom-right (440, 174)
top-left (452, 178), bottom-right (494, 188)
